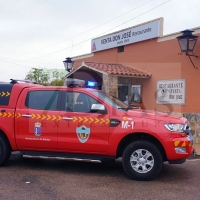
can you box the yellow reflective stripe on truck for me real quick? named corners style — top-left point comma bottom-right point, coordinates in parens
top-left (0, 112), bottom-right (110, 124)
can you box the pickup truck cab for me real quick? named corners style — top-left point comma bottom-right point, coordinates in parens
top-left (0, 79), bottom-right (194, 180)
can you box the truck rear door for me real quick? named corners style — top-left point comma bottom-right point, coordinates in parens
top-left (15, 88), bottom-right (62, 150)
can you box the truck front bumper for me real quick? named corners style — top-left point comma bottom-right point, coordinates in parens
top-left (166, 133), bottom-right (194, 161)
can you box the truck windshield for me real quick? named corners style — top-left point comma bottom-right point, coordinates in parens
top-left (92, 91), bottom-right (128, 110)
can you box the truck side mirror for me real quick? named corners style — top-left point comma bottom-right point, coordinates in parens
top-left (90, 104), bottom-right (107, 114)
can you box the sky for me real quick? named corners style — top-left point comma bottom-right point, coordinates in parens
top-left (0, 0), bottom-right (200, 82)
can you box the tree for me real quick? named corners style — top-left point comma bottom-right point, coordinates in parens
top-left (25, 68), bottom-right (66, 86)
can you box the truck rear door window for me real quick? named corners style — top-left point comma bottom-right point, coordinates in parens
top-left (25, 90), bottom-right (59, 110)
top-left (0, 84), bottom-right (13, 106)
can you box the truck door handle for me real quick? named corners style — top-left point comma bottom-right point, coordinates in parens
top-left (22, 114), bottom-right (32, 118)
top-left (62, 117), bottom-right (74, 121)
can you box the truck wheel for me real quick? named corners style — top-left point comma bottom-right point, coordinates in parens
top-left (0, 136), bottom-right (11, 166)
top-left (122, 141), bottom-right (163, 181)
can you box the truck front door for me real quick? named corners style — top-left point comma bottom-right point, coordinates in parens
top-left (15, 89), bottom-right (61, 150)
top-left (58, 91), bottom-right (110, 153)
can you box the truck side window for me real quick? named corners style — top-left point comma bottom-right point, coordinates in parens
top-left (25, 90), bottom-right (59, 110)
top-left (65, 92), bottom-right (100, 113)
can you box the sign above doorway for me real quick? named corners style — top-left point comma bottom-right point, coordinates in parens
top-left (91, 18), bottom-right (163, 52)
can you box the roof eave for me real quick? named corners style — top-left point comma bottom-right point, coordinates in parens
top-left (111, 74), bottom-right (151, 78)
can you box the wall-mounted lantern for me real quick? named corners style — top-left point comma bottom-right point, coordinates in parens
top-left (63, 57), bottom-right (74, 72)
top-left (177, 29), bottom-right (199, 68)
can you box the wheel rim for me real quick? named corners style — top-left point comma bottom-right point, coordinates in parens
top-left (130, 149), bottom-right (154, 174)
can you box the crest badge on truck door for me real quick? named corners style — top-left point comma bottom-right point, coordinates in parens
top-left (76, 125), bottom-right (90, 143)
top-left (34, 122), bottom-right (42, 136)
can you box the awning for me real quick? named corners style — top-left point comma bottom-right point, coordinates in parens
top-left (66, 61), bottom-right (151, 78)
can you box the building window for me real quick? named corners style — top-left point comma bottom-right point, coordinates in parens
top-left (131, 85), bottom-right (141, 102)
top-left (118, 46), bottom-right (124, 53)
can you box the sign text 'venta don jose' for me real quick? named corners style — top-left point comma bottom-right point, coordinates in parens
top-left (101, 28), bottom-right (152, 45)
top-left (91, 19), bottom-right (161, 52)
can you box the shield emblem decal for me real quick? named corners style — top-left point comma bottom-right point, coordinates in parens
top-left (76, 125), bottom-right (90, 143)
top-left (34, 122), bottom-right (42, 136)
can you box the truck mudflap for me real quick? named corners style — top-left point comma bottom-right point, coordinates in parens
top-left (168, 159), bottom-right (186, 164)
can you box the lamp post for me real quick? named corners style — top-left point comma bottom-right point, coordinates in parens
top-left (177, 30), bottom-right (199, 68)
top-left (63, 57), bottom-right (74, 72)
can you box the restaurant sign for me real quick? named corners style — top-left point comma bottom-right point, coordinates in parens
top-left (91, 19), bottom-right (162, 52)
top-left (156, 79), bottom-right (186, 105)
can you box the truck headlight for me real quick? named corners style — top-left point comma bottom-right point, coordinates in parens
top-left (164, 124), bottom-right (186, 132)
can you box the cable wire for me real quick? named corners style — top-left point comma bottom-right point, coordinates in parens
top-left (0, 0), bottom-right (171, 63)
top-left (22, 0), bottom-right (171, 61)
top-left (0, 57), bottom-right (57, 68)
top-left (9, 0), bottom-right (154, 58)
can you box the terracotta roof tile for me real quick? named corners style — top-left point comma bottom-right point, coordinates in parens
top-left (84, 62), bottom-right (151, 78)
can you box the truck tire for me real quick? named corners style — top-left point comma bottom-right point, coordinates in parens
top-left (122, 140), bottom-right (163, 181)
top-left (0, 136), bottom-right (11, 166)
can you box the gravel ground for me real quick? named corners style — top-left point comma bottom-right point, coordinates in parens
top-left (0, 154), bottom-right (199, 200)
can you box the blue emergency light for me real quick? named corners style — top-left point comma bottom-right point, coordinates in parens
top-left (87, 81), bottom-right (96, 87)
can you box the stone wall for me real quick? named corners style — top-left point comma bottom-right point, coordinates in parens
top-left (102, 74), bottom-right (109, 93)
top-left (184, 113), bottom-right (200, 144)
top-left (102, 75), bottom-right (118, 97)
